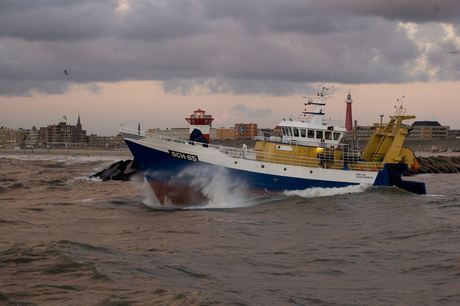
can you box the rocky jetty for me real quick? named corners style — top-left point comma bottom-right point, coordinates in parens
top-left (91, 159), bottom-right (143, 181)
top-left (414, 156), bottom-right (460, 174)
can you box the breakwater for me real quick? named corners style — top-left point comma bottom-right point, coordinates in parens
top-left (414, 156), bottom-right (460, 174)
top-left (91, 159), bottom-right (143, 181)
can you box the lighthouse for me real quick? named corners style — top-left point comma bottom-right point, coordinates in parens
top-left (345, 93), bottom-right (353, 131)
top-left (185, 109), bottom-right (214, 142)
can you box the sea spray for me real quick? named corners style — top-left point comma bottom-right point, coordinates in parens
top-left (138, 178), bottom-right (162, 208)
top-left (141, 164), bottom-right (259, 208)
top-left (176, 165), bottom-right (256, 208)
top-left (189, 166), bottom-right (252, 208)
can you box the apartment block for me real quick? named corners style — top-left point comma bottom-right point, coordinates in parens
top-left (38, 121), bottom-right (87, 144)
top-left (235, 123), bottom-right (257, 139)
top-left (407, 121), bottom-right (449, 139)
top-left (216, 128), bottom-right (235, 139)
top-left (0, 127), bottom-right (28, 146)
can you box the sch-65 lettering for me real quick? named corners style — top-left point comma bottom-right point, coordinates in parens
top-left (169, 150), bottom-right (199, 162)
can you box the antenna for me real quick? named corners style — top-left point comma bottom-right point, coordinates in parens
top-left (328, 66), bottom-right (335, 84)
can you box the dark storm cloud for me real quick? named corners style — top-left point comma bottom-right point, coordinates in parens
top-left (1, 0), bottom-right (460, 97)
top-left (0, 0), bottom-right (114, 42)
top-left (119, 0), bottom-right (207, 42)
top-left (320, 0), bottom-right (460, 24)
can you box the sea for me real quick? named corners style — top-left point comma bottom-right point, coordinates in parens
top-left (1, 153), bottom-right (459, 306)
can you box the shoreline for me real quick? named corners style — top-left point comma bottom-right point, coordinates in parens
top-left (0, 148), bottom-right (133, 157)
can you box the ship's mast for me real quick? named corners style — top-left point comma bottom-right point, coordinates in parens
top-left (302, 87), bottom-right (332, 126)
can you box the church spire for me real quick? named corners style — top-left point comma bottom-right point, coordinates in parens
top-left (76, 112), bottom-right (82, 129)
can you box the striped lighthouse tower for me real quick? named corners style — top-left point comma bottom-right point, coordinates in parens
top-left (345, 93), bottom-right (353, 131)
top-left (185, 109), bottom-right (214, 142)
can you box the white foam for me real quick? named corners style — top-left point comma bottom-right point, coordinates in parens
top-left (81, 198), bottom-right (97, 203)
top-left (88, 176), bottom-right (103, 182)
top-left (283, 184), bottom-right (369, 198)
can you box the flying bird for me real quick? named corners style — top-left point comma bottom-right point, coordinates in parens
top-left (448, 51), bottom-right (459, 54)
top-left (64, 70), bottom-right (68, 75)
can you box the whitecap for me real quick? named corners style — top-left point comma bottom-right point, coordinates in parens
top-left (283, 184), bottom-right (369, 198)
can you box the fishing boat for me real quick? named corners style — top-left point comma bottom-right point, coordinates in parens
top-left (121, 87), bottom-right (426, 205)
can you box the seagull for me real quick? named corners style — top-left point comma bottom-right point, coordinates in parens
top-left (64, 70), bottom-right (68, 75)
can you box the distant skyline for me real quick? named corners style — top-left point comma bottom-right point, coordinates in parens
top-left (1, 1), bottom-right (460, 135)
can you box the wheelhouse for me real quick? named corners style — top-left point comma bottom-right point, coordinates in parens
top-left (279, 122), bottom-right (345, 147)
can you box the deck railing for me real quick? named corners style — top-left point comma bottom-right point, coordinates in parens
top-left (282, 116), bottom-right (345, 127)
top-left (120, 127), bottom-right (384, 172)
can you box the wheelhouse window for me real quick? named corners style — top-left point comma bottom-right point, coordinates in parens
top-left (333, 132), bottom-right (341, 140)
top-left (307, 130), bottom-right (314, 138)
top-left (282, 126), bottom-right (292, 137)
top-left (325, 131), bottom-right (332, 140)
top-left (316, 131), bottom-right (323, 139)
top-left (293, 128), bottom-right (299, 137)
top-left (300, 129), bottom-right (306, 138)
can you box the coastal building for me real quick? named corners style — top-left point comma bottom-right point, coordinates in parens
top-left (343, 120), bottom-right (450, 141)
top-left (235, 123), bottom-right (257, 139)
top-left (0, 127), bottom-right (28, 146)
top-left (272, 126), bottom-right (282, 137)
top-left (216, 128), bottom-right (235, 140)
top-left (87, 134), bottom-right (123, 149)
top-left (449, 129), bottom-right (460, 139)
top-left (256, 128), bottom-right (273, 138)
top-left (407, 121), bottom-right (449, 139)
top-left (256, 126), bottom-right (282, 138)
top-left (38, 114), bottom-right (87, 145)
top-left (29, 126), bottom-right (39, 144)
top-left (344, 125), bottom-right (374, 141)
top-left (216, 126), bottom-right (281, 140)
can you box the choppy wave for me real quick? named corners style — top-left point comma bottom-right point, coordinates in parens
top-left (2, 155), bottom-right (460, 305)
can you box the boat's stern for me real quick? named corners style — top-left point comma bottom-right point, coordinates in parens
top-left (374, 163), bottom-right (426, 194)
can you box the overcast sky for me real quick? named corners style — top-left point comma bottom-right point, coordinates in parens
top-left (1, 0), bottom-right (460, 135)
